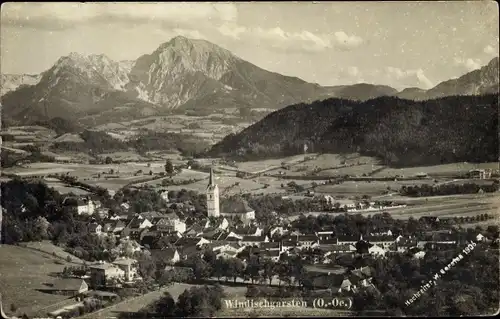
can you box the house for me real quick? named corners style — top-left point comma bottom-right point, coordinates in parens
top-left (150, 248), bottom-right (181, 266)
top-left (63, 197), bottom-right (96, 215)
top-left (260, 242), bottom-right (280, 251)
top-left (281, 239), bottom-right (299, 252)
top-left (126, 216), bottom-right (154, 230)
top-left (111, 220), bottom-right (126, 233)
top-left (217, 250), bottom-right (238, 259)
top-left (313, 238), bottom-right (340, 250)
top-left (240, 235), bottom-right (269, 247)
top-left (185, 223), bottom-right (204, 237)
top-left (419, 216), bottom-right (440, 224)
top-left (310, 273), bottom-right (353, 293)
top-left (89, 223), bottom-right (102, 234)
top-left (159, 189), bottom-right (170, 202)
top-left (120, 202), bottom-right (130, 211)
top-left (259, 250), bottom-right (281, 262)
top-left (41, 279), bottom-right (89, 296)
top-left (89, 262), bottom-right (126, 288)
top-left (220, 198), bottom-right (256, 222)
top-left (296, 235), bottom-right (318, 248)
top-left (154, 217), bottom-right (186, 233)
top-left (316, 230), bottom-right (335, 240)
top-left (338, 235), bottom-right (360, 245)
top-left (368, 244), bottom-right (387, 257)
top-left (112, 258), bottom-right (139, 282)
top-left (365, 235), bottom-right (395, 249)
top-left (324, 244), bottom-right (356, 256)
top-left (270, 226), bottom-right (286, 238)
top-left (469, 169), bottom-right (491, 179)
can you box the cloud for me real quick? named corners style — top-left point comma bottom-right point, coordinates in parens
top-left (333, 31), bottom-right (364, 50)
top-left (218, 25), bottom-right (363, 53)
top-left (172, 28), bottom-right (207, 40)
top-left (217, 24), bottom-right (246, 40)
top-left (385, 67), bottom-right (434, 89)
top-left (453, 57), bottom-right (482, 72)
top-left (484, 43), bottom-right (499, 56)
top-left (1, 2), bottom-right (238, 30)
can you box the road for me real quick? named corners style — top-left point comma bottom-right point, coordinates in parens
top-left (78, 283), bottom-right (195, 319)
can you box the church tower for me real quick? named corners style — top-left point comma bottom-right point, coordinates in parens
top-left (206, 167), bottom-right (220, 217)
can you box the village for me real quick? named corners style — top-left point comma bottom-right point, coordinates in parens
top-left (1, 166), bottom-right (491, 318)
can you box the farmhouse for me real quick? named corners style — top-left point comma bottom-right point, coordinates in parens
top-left (42, 279), bottom-right (89, 296)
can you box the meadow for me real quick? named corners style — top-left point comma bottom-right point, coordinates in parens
top-left (0, 245), bottom-right (76, 317)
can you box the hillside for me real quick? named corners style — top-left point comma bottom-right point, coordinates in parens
top-left (208, 94), bottom-right (499, 167)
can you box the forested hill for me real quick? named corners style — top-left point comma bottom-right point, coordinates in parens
top-left (208, 94), bottom-right (499, 167)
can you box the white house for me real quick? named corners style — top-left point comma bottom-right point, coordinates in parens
top-left (368, 244), bottom-right (387, 257)
top-left (112, 258), bottom-right (140, 282)
top-left (159, 190), bottom-right (170, 202)
top-left (63, 197), bottom-right (96, 215)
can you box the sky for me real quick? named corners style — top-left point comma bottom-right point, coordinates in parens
top-left (1, 1), bottom-right (499, 90)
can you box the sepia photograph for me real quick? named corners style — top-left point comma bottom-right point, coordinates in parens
top-left (0, 1), bottom-right (499, 318)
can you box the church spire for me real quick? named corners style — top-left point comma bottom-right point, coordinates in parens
top-left (209, 167), bottom-right (215, 186)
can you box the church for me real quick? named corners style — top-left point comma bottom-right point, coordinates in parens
top-left (206, 168), bottom-right (255, 222)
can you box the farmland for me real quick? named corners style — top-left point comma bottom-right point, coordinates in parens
top-left (0, 245), bottom-right (75, 317)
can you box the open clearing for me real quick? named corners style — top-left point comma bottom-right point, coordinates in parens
top-left (0, 245), bottom-right (74, 317)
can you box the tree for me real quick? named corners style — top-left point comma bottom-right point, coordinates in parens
top-left (262, 259), bottom-right (275, 285)
top-left (105, 156), bottom-right (113, 164)
top-left (33, 216), bottom-right (50, 240)
top-left (137, 252), bottom-right (156, 281)
top-left (155, 291), bottom-right (177, 317)
top-left (245, 255), bottom-right (261, 284)
top-left (165, 160), bottom-right (174, 175)
top-left (227, 258), bottom-right (244, 283)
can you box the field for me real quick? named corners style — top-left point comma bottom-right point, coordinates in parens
top-left (234, 154), bottom-right (310, 174)
top-left (0, 245), bottom-right (75, 317)
top-left (3, 160), bottom-right (187, 192)
top-left (371, 162), bottom-right (500, 178)
top-left (18, 241), bottom-right (85, 264)
top-left (91, 114), bottom-right (253, 145)
top-left (290, 193), bottom-right (500, 222)
top-left (314, 180), bottom-right (436, 196)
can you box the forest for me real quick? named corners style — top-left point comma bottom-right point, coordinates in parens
top-left (208, 94), bottom-right (499, 167)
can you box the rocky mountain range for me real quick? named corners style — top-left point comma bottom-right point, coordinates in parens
top-left (394, 57), bottom-right (499, 100)
top-left (0, 74), bottom-right (42, 96)
top-left (1, 36), bottom-right (498, 126)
